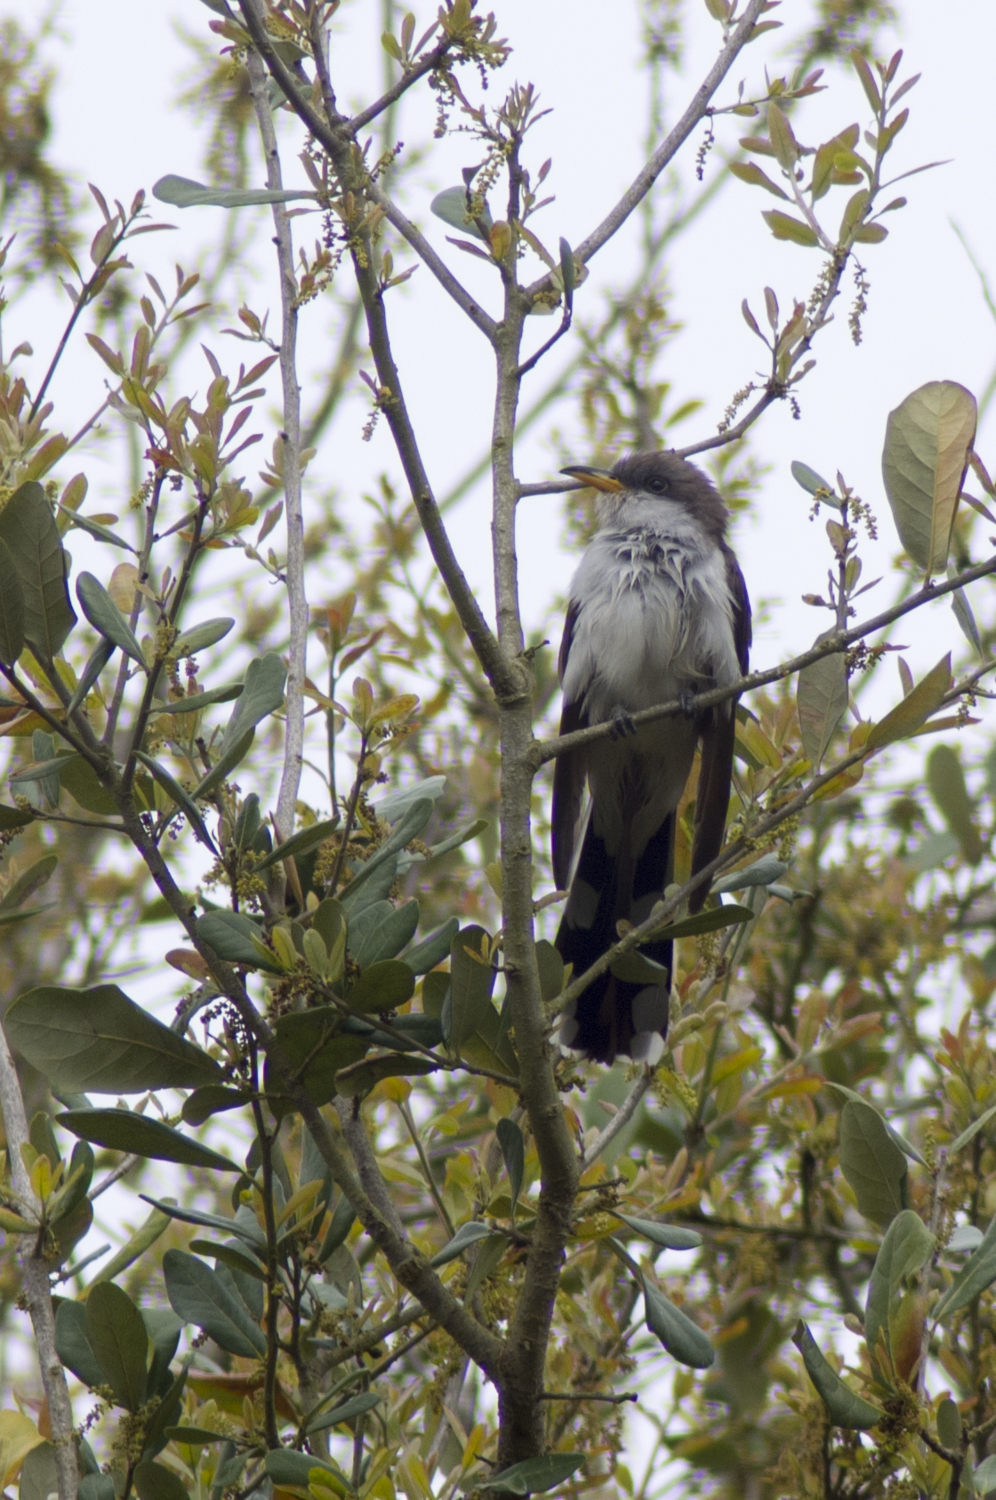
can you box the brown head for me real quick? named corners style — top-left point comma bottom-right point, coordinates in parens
top-left (561, 450), bottom-right (729, 542)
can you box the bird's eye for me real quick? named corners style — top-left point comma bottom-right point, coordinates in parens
top-left (645, 475), bottom-right (668, 494)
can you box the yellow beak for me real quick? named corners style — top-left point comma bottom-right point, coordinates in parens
top-left (560, 464), bottom-right (626, 494)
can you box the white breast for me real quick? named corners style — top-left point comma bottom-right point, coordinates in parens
top-left (562, 497), bottom-right (740, 723)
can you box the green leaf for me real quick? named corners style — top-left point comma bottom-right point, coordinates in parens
top-left (58, 1108), bottom-right (240, 1172)
top-left (153, 173), bottom-right (317, 209)
top-left (934, 1211), bottom-right (996, 1321)
top-left (614, 1213), bottom-right (703, 1250)
top-left (641, 1277), bottom-right (714, 1368)
top-left (55, 1299), bottom-right (106, 1388)
top-left (334, 1051), bottom-right (437, 1098)
top-left (133, 751), bottom-right (217, 852)
top-left (348, 958), bottom-right (416, 1013)
top-left (163, 1426), bottom-right (229, 1446)
top-left (866, 654), bottom-right (952, 751)
top-left (138, 1196), bottom-right (266, 1252)
top-left (791, 461), bottom-right (839, 504)
top-left (712, 854), bottom-right (789, 892)
top-left (148, 681), bottom-right (244, 716)
top-left (172, 617), bottom-right (235, 656)
top-left (936, 1395), bottom-right (961, 1450)
top-left (190, 1240), bottom-right (266, 1281)
top-left (67, 639), bottom-right (117, 717)
top-left (181, 1086), bottom-right (251, 1127)
top-left (496, 1118), bottom-right (524, 1211)
top-left (85, 1282), bottom-right (150, 1412)
top-left (766, 102), bottom-right (799, 169)
top-left (0, 852), bottom-right (57, 914)
top-left (305, 1390), bottom-right (382, 1436)
top-left (4, 983), bottom-right (224, 1092)
top-left (927, 743), bottom-right (983, 864)
top-left (0, 481), bottom-right (77, 659)
top-left (216, 652), bottom-right (286, 759)
top-left (0, 535), bottom-right (25, 664)
top-left (349, 901), bottom-right (420, 971)
top-left (864, 1209), bottom-right (935, 1366)
top-left (0, 803), bottom-right (34, 831)
top-left (338, 798), bottom-right (435, 910)
top-left (195, 908), bottom-right (281, 972)
top-left (401, 916), bottom-right (460, 975)
top-left (264, 1008), bottom-right (370, 1111)
top-left (822, 1082), bottom-right (926, 1166)
top-left (792, 1320), bottom-right (882, 1428)
top-left (610, 949), bottom-right (670, 986)
top-left (484, 1454), bottom-right (586, 1496)
top-left (838, 1099), bottom-right (908, 1226)
top-left (881, 381), bottom-right (977, 575)
top-left (761, 210), bottom-right (819, 246)
top-left (318, 1192), bottom-right (357, 1261)
top-left (951, 578), bottom-right (983, 657)
top-left (728, 159), bottom-right (789, 200)
top-left (58, 754), bottom-right (118, 816)
top-left (648, 904), bottom-right (754, 941)
top-left (163, 1249), bottom-right (266, 1358)
top-left (75, 572), bottom-right (145, 664)
top-left (950, 1102), bottom-right (996, 1155)
top-left (191, 730), bottom-right (255, 801)
top-left (429, 185), bottom-right (491, 241)
top-left (446, 926), bottom-right (496, 1052)
top-left (132, 1461), bottom-right (190, 1500)
top-left (797, 638), bottom-right (848, 769)
top-left (263, 1451), bottom-right (351, 1495)
top-left (253, 815), bottom-right (339, 873)
top-left (19, 1444), bottom-right (60, 1500)
top-left (463, 1230), bottom-right (509, 1305)
top-left (430, 1219), bottom-right (495, 1267)
top-left (535, 939), bottom-right (565, 1003)
top-left (58, 505), bottom-right (134, 553)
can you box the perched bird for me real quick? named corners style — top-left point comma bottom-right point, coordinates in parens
top-left (552, 451), bottom-right (751, 1064)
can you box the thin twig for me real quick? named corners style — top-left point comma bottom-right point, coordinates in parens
top-left (579, 1070), bottom-right (654, 1170)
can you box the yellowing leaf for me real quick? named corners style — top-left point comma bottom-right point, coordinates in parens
top-left (882, 381), bottom-right (977, 576)
top-left (711, 1046), bottom-right (763, 1084)
top-left (0, 1410), bottom-right (43, 1486)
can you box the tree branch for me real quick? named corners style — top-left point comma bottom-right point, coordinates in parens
top-left (246, 48), bottom-right (307, 843)
top-left (532, 552), bottom-right (996, 767)
top-left (0, 1026), bottom-right (78, 1500)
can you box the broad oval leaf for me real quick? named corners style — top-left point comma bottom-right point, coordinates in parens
top-left (791, 461), bottom-right (839, 504)
top-left (798, 639), bottom-right (848, 769)
top-left (348, 957), bottom-right (416, 1013)
top-left (163, 1249), bottom-right (266, 1358)
top-left (349, 901), bottom-right (420, 972)
top-left (882, 380), bottom-right (976, 575)
top-left (401, 916), bottom-right (460, 975)
top-left (446, 925), bottom-right (496, 1052)
top-left (0, 481), bottom-right (77, 660)
top-left (305, 1390), bottom-right (382, 1436)
top-left (642, 1278), bottom-right (714, 1368)
top-left (927, 743), bottom-right (983, 864)
top-left (253, 815), bottom-right (339, 873)
top-left (196, 909), bottom-right (280, 972)
top-left (264, 1008), bottom-right (370, 1112)
top-left (864, 1209), bottom-right (934, 1366)
top-left (85, 1282), bottom-right (149, 1412)
top-left (712, 854), bottom-right (789, 893)
top-left (153, 173), bottom-right (317, 210)
top-left (484, 1454), bottom-right (586, 1496)
top-left (132, 1461), bottom-right (190, 1500)
top-left (55, 1299), bottom-right (106, 1389)
top-left (838, 1099), bottom-right (908, 1226)
top-left (429, 1219), bottom-right (495, 1267)
top-left (57, 1108), bottom-right (240, 1172)
top-left (334, 1051), bottom-right (437, 1098)
top-left (792, 1320), bottom-right (882, 1428)
top-left (172, 617), bottom-right (235, 656)
top-left (263, 1450), bottom-right (351, 1495)
top-left (181, 1086), bottom-right (251, 1127)
top-left (614, 1213), bottom-right (702, 1251)
top-left (4, 983), bottom-right (224, 1092)
top-left (429, 185), bottom-right (492, 241)
top-left (75, 571), bottom-right (144, 664)
top-left (0, 535), bottom-right (25, 665)
top-left (216, 652), bottom-right (285, 759)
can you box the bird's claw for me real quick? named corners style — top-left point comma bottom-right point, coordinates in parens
top-left (609, 708), bottom-right (637, 741)
top-left (679, 689), bottom-right (697, 719)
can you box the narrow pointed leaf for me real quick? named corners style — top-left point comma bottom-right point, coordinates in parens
top-left (864, 1209), bottom-right (934, 1364)
top-left (927, 743), bottom-right (983, 863)
top-left (792, 1320), bottom-right (882, 1428)
top-left (642, 1277), bottom-right (714, 1368)
top-left (614, 1213), bottom-right (702, 1250)
top-left (58, 1108), bottom-right (240, 1171)
top-left (838, 1099), bottom-right (908, 1226)
top-left (153, 173), bottom-right (316, 209)
top-left (217, 652), bottom-right (285, 758)
top-left (865, 654), bottom-right (952, 750)
top-left (798, 637), bottom-right (848, 768)
top-left (163, 1249), bottom-right (266, 1357)
top-left (401, 916), bottom-right (460, 975)
top-left (484, 1454), bottom-right (586, 1495)
top-left (429, 1219), bottom-right (494, 1267)
top-left (496, 1118), bottom-right (524, 1211)
top-left (934, 1211), bottom-right (996, 1320)
top-left (134, 751), bottom-right (217, 851)
top-left (252, 815), bottom-right (339, 873)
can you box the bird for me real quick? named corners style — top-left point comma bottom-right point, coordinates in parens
top-left (551, 450), bottom-right (751, 1065)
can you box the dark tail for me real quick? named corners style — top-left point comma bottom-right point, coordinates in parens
top-left (555, 811), bottom-right (674, 1064)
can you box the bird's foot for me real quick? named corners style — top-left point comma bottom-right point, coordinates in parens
top-left (608, 708), bottom-right (637, 740)
top-left (678, 688), bottom-right (697, 719)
